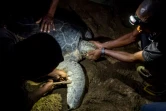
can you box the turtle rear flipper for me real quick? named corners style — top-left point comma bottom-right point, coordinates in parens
top-left (56, 60), bottom-right (86, 110)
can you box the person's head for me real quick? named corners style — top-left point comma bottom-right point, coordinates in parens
top-left (129, 0), bottom-right (163, 32)
top-left (14, 33), bottom-right (64, 80)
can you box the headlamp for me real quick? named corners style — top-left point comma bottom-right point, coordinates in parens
top-left (129, 15), bottom-right (143, 25)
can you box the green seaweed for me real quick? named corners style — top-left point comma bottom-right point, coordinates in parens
top-left (31, 94), bottom-right (62, 111)
top-left (25, 80), bottom-right (62, 111)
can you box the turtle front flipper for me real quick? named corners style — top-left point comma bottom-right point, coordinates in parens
top-left (56, 60), bottom-right (86, 110)
top-left (78, 40), bottom-right (97, 59)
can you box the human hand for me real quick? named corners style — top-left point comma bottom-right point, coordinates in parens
top-left (38, 13), bottom-right (55, 33)
top-left (86, 49), bottom-right (102, 60)
top-left (48, 69), bottom-right (68, 81)
top-left (90, 41), bottom-right (103, 49)
top-left (39, 79), bottom-right (54, 91)
top-left (28, 79), bottom-right (54, 102)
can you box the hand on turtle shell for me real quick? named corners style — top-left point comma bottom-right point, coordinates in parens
top-left (36, 13), bottom-right (55, 33)
top-left (87, 49), bottom-right (102, 60)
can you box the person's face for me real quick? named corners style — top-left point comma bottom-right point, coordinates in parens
top-left (136, 5), bottom-right (150, 23)
top-left (135, 6), bottom-right (154, 33)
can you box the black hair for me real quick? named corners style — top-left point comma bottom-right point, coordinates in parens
top-left (138, 0), bottom-right (163, 23)
top-left (137, 0), bottom-right (164, 31)
top-left (14, 33), bottom-right (64, 80)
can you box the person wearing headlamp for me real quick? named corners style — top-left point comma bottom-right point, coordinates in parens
top-left (87, 0), bottom-right (165, 96)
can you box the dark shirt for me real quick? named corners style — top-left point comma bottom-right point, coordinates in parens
top-left (142, 32), bottom-right (166, 79)
top-left (0, 28), bottom-right (63, 110)
top-left (0, 28), bottom-right (18, 74)
top-left (142, 33), bottom-right (165, 62)
top-left (0, 28), bottom-right (26, 110)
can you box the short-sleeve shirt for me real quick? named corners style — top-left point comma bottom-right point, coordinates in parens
top-left (142, 32), bottom-right (165, 74)
top-left (142, 33), bottom-right (165, 62)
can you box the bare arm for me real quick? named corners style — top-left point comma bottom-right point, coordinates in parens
top-left (105, 49), bottom-right (144, 62)
top-left (87, 26), bottom-right (144, 61)
top-left (48, 0), bottom-right (59, 17)
top-left (87, 47), bottom-right (144, 62)
top-left (40, 0), bottom-right (59, 33)
top-left (102, 28), bottom-right (140, 49)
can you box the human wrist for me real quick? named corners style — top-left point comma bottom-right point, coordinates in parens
top-left (102, 42), bottom-right (112, 49)
top-left (47, 12), bottom-right (54, 18)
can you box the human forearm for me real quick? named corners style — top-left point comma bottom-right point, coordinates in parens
top-left (102, 29), bottom-right (139, 49)
top-left (105, 49), bottom-right (137, 62)
top-left (48, 0), bottom-right (59, 16)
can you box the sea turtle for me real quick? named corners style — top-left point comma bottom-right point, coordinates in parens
top-left (48, 19), bottom-right (96, 110)
top-left (12, 14), bottom-right (96, 110)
